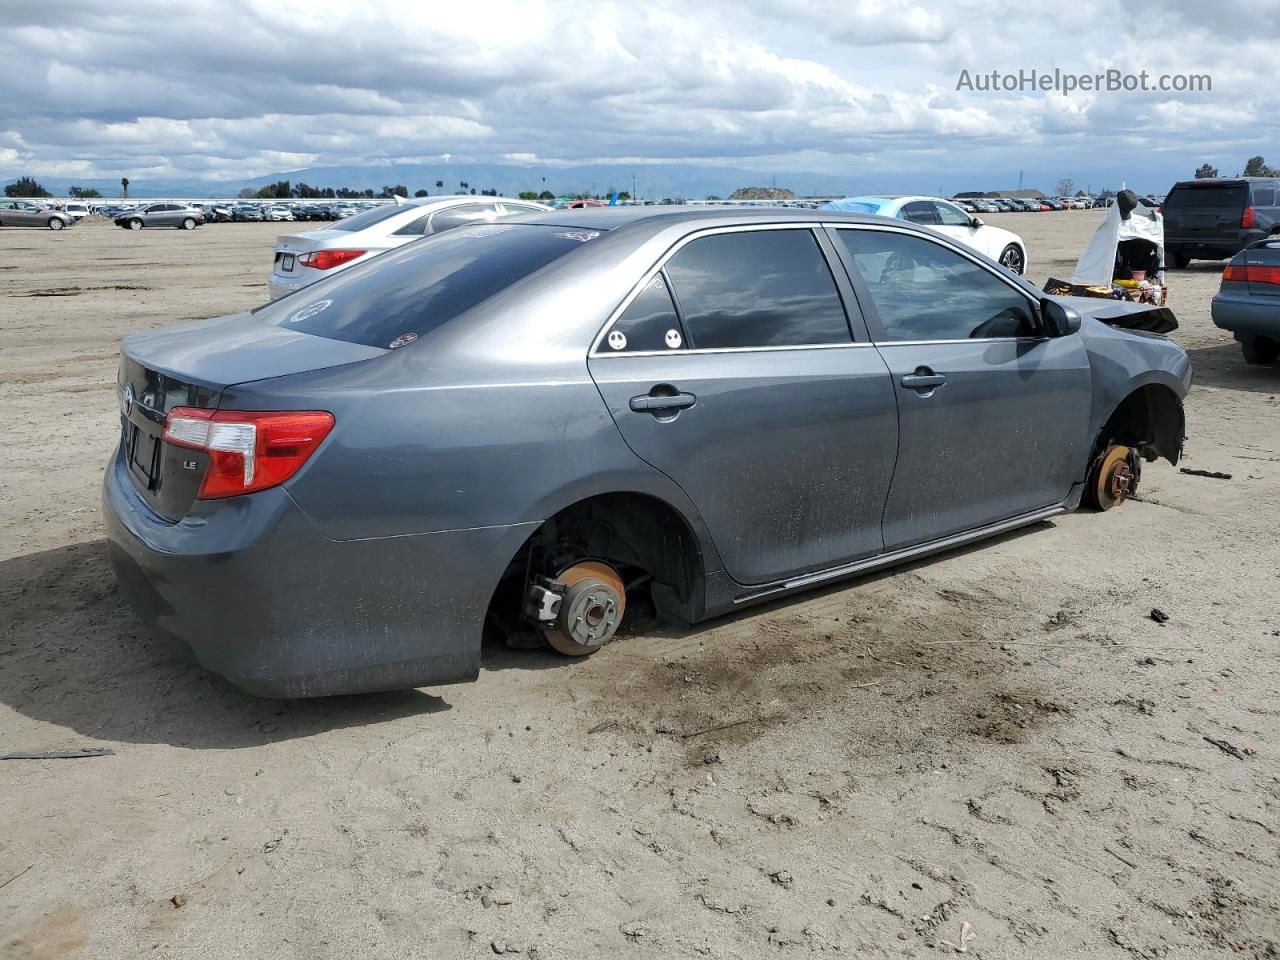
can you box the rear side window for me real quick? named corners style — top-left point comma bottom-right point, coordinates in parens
top-left (1167, 184), bottom-right (1247, 210)
top-left (259, 224), bottom-right (597, 348)
top-left (663, 230), bottom-right (850, 349)
top-left (1250, 185), bottom-right (1277, 207)
top-left (900, 201), bottom-right (940, 225)
top-left (836, 229), bottom-right (1037, 341)
top-left (325, 205), bottom-right (407, 232)
top-left (430, 203), bottom-right (501, 234)
top-left (597, 274), bottom-right (685, 353)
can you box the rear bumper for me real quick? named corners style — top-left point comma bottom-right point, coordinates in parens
top-left (1167, 231), bottom-right (1265, 258)
top-left (1211, 292), bottom-right (1280, 338)
top-left (103, 447), bottom-right (537, 697)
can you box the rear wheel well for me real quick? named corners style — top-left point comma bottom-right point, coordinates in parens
top-left (1094, 384), bottom-right (1185, 466)
top-left (486, 493), bottom-right (703, 643)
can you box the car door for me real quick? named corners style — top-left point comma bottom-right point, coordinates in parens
top-left (0, 200), bottom-right (14, 226)
top-left (12, 200), bottom-right (42, 226)
top-left (899, 201), bottom-right (939, 227)
top-left (588, 225), bottom-right (900, 586)
top-left (828, 225), bottom-right (1092, 551)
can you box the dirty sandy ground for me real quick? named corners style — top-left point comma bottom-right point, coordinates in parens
top-left (1, 213), bottom-right (1277, 960)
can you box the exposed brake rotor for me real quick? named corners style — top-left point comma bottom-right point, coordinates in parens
top-left (1095, 444), bottom-right (1136, 510)
top-left (542, 560), bottom-right (626, 656)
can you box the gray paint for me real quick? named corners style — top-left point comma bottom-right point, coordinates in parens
top-left (103, 207), bottom-right (1191, 697)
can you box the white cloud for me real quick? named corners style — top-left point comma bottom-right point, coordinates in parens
top-left (0, 0), bottom-right (1261, 190)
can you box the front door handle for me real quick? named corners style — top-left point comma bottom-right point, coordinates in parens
top-left (900, 369), bottom-right (946, 391)
top-left (630, 392), bottom-right (697, 413)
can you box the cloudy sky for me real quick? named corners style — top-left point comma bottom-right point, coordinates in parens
top-left (0, 0), bottom-right (1273, 192)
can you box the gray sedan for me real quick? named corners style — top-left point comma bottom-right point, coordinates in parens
top-left (114, 203), bottom-right (205, 230)
top-left (104, 208), bottom-right (1190, 698)
top-left (1211, 237), bottom-right (1280, 363)
top-left (0, 199), bottom-right (75, 230)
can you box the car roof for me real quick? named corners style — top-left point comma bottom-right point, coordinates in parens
top-left (505, 205), bottom-right (933, 237)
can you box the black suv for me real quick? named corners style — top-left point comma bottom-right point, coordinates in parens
top-left (1163, 177), bottom-right (1280, 267)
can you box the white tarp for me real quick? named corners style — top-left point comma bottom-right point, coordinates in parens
top-left (1069, 203), bottom-right (1165, 286)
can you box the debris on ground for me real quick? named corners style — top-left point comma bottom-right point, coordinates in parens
top-left (587, 720), bottom-right (616, 734)
top-left (939, 920), bottom-right (977, 953)
top-left (1180, 467), bottom-right (1232, 480)
top-left (1203, 736), bottom-right (1248, 760)
top-left (170, 894), bottom-right (185, 908)
top-left (1149, 608), bottom-right (1170, 625)
top-left (0, 748), bottom-right (114, 760)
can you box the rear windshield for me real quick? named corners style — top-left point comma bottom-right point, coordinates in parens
top-left (324, 204), bottom-right (408, 232)
top-left (258, 224), bottom-right (598, 348)
top-left (1167, 184), bottom-right (1247, 210)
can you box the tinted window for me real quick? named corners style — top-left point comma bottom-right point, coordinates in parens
top-left (391, 210), bottom-right (434, 236)
top-left (933, 201), bottom-right (972, 227)
top-left (900, 201), bottom-right (939, 225)
top-left (1167, 184), bottom-right (1247, 210)
top-left (500, 203), bottom-right (547, 216)
top-left (663, 230), bottom-right (850, 349)
top-left (1250, 185), bottom-right (1276, 207)
top-left (597, 273), bottom-right (686, 353)
top-left (325, 204), bottom-right (407, 232)
top-left (258, 224), bottom-right (596, 348)
top-left (430, 203), bottom-right (500, 234)
top-left (836, 230), bottom-right (1037, 341)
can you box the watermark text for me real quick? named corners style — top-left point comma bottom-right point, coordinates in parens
top-left (956, 68), bottom-right (1211, 95)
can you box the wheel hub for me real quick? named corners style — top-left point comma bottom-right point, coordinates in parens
top-left (543, 560), bottom-right (626, 656)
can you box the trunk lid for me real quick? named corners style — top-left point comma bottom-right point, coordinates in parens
top-left (1244, 241), bottom-right (1280, 298)
top-left (273, 230), bottom-right (328, 278)
top-left (118, 312), bottom-right (386, 521)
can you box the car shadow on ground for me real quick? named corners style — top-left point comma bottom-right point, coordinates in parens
top-left (0, 540), bottom-right (450, 751)
top-left (1184, 342), bottom-right (1280, 394)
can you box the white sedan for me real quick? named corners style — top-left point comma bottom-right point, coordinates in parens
top-left (268, 195), bottom-right (552, 300)
top-left (821, 195), bottom-right (1029, 275)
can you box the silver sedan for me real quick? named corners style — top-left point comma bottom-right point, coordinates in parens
top-left (267, 195), bottom-right (551, 300)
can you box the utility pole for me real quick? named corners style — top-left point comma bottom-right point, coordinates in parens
top-left (632, 173), bottom-right (637, 202)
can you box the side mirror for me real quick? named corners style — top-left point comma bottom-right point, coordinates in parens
top-left (970, 217), bottom-right (984, 228)
top-left (1040, 298), bottom-right (1082, 337)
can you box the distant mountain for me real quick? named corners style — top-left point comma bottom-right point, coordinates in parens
top-left (5, 161), bottom-right (944, 200)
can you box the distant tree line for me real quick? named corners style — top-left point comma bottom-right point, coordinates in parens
top-left (1195, 156), bottom-right (1277, 179)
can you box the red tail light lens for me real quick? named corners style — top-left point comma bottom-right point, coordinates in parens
top-left (1241, 207), bottom-right (1256, 229)
top-left (1223, 263), bottom-right (1280, 285)
top-left (299, 249), bottom-right (366, 270)
top-left (164, 408), bottom-right (335, 499)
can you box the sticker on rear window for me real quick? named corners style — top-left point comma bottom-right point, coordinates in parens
top-left (289, 299), bottom-right (332, 324)
top-left (607, 330), bottom-right (627, 350)
top-left (389, 332), bottom-right (417, 349)
top-left (553, 230), bottom-right (600, 243)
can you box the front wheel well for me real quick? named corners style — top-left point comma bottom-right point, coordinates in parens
top-left (486, 493), bottom-right (704, 643)
top-left (1095, 384), bottom-right (1185, 466)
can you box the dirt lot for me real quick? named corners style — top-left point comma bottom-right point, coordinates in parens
top-left (1, 212), bottom-right (1277, 960)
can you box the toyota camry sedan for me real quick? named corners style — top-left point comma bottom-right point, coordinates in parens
top-left (105, 208), bottom-right (1190, 698)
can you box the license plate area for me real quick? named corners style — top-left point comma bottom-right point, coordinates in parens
top-left (125, 420), bottom-right (162, 490)
top-left (280, 253), bottom-right (296, 272)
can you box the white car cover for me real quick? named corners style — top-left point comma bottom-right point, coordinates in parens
top-left (1070, 203), bottom-right (1165, 286)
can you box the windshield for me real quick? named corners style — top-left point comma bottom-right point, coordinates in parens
top-left (323, 204), bottom-right (409, 232)
top-left (257, 224), bottom-right (600, 348)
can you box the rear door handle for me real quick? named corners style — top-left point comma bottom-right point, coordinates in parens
top-left (630, 392), bottom-right (697, 413)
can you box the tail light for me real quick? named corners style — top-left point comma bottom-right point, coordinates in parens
top-left (299, 249), bottom-right (366, 270)
top-left (164, 408), bottom-right (334, 499)
top-left (1223, 263), bottom-right (1280, 285)
top-left (1242, 207), bottom-right (1256, 229)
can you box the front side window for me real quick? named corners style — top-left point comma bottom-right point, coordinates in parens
top-left (662, 229), bottom-right (851, 349)
top-left (596, 273), bottom-right (686, 354)
top-left (836, 229), bottom-right (1038, 341)
top-left (933, 202), bottom-right (972, 227)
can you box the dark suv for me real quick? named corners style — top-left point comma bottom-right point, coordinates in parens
top-left (1163, 177), bottom-right (1280, 267)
